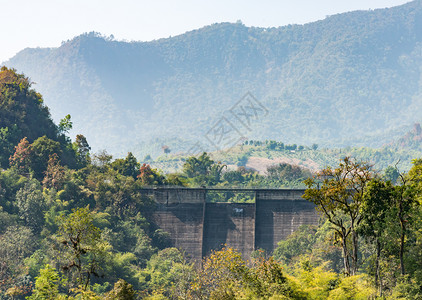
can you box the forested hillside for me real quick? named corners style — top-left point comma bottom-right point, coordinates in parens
top-left (3, 68), bottom-right (422, 299)
top-left (3, 1), bottom-right (422, 155)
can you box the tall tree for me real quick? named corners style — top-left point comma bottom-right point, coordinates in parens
top-left (9, 137), bottom-right (32, 175)
top-left (42, 153), bottom-right (66, 190)
top-left (15, 179), bottom-right (46, 232)
top-left (31, 136), bottom-right (61, 179)
top-left (360, 179), bottom-right (395, 296)
top-left (55, 206), bottom-right (109, 290)
top-left (73, 134), bottom-right (91, 167)
top-left (303, 157), bottom-right (374, 276)
top-left (137, 163), bottom-right (164, 186)
top-left (112, 152), bottom-right (140, 179)
top-left (182, 152), bottom-right (225, 186)
top-left (57, 114), bottom-right (72, 135)
top-left (395, 163), bottom-right (419, 276)
top-left (0, 125), bottom-right (19, 169)
top-left (28, 264), bottom-right (62, 300)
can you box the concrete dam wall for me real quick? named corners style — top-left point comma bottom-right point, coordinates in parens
top-left (142, 188), bottom-right (319, 261)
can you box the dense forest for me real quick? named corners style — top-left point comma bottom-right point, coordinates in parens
top-left (4, 1), bottom-right (422, 155)
top-left (2, 68), bottom-right (422, 299)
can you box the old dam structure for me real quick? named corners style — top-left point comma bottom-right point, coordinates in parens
top-left (141, 188), bottom-right (320, 261)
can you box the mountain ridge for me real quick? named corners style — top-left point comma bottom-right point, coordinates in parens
top-left (3, 0), bottom-right (422, 156)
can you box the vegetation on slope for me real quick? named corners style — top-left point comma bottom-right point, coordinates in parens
top-left (4, 1), bottom-right (422, 153)
top-left (3, 56), bottom-right (422, 299)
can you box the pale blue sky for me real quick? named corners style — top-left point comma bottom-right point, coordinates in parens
top-left (0, 0), bottom-right (411, 63)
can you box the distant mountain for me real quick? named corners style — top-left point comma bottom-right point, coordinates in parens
top-left (4, 1), bottom-right (422, 157)
top-left (387, 122), bottom-right (422, 151)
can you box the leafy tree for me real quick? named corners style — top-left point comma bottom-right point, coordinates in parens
top-left (91, 150), bottom-right (113, 170)
top-left (183, 152), bottom-right (214, 178)
top-left (27, 264), bottom-right (63, 300)
top-left (140, 248), bottom-right (194, 297)
top-left (359, 179), bottom-right (395, 295)
top-left (31, 136), bottom-right (61, 179)
top-left (42, 153), bottom-right (66, 190)
top-left (182, 152), bottom-right (225, 186)
top-left (293, 261), bottom-right (339, 299)
top-left (15, 179), bottom-right (46, 232)
top-left (222, 170), bottom-right (245, 185)
top-left (328, 274), bottom-right (376, 299)
top-left (143, 154), bottom-right (152, 162)
top-left (266, 141), bottom-right (277, 150)
top-left (191, 246), bottom-right (246, 299)
top-left (274, 225), bottom-right (317, 265)
top-left (164, 173), bottom-right (187, 186)
top-left (55, 206), bottom-right (110, 290)
top-left (104, 279), bottom-right (136, 300)
top-left (266, 163), bottom-right (312, 183)
top-left (137, 164), bottom-right (165, 186)
top-left (58, 114), bottom-right (72, 135)
top-left (9, 137), bottom-right (32, 175)
top-left (73, 134), bottom-right (91, 167)
top-left (303, 157), bottom-right (374, 276)
top-left (245, 256), bottom-right (299, 299)
top-left (0, 125), bottom-right (19, 169)
top-left (383, 166), bottom-right (400, 184)
top-left (236, 154), bottom-right (248, 167)
top-left (0, 225), bottom-right (36, 292)
top-left (93, 171), bottom-right (153, 218)
top-left (395, 165), bottom-right (418, 276)
top-left (162, 145), bottom-right (171, 154)
top-left (191, 247), bottom-right (301, 299)
top-left (112, 152), bottom-right (140, 179)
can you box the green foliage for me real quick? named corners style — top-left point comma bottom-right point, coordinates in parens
top-left (328, 274), bottom-right (376, 299)
top-left (55, 206), bottom-right (111, 290)
top-left (182, 152), bottom-right (226, 186)
top-left (389, 275), bottom-right (422, 299)
top-left (4, 66), bottom-right (422, 298)
top-left (303, 157), bottom-right (375, 276)
top-left (42, 153), bottom-right (66, 190)
top-left (73, 134), bottom-right (91, 168)
top-left (190, 247), bottom-right (304, 299)
top-left (111, 152), bottom-right (140, 179)
top-left (58, 114), bottom-right (72, 135)
top-left (274, 225), bottom-right (317, 265)
top-left (266, 163), bottom-right (312, 187)
top-left (9, 137), bottom-right (32, 175)
top-left (0, 67), bottom-right (58, 146)
top-left (0, 125), bottom-right (19, 169)
top-left (383, 166), bottom-right (400, 184)
top-left (140, 248), bottom-right (194, 297)
top-left (104, 279), bottom-right (136, 300)
top-left (0, 225), bottom-right (36, 294)
top-left (6, 2), bottom-right (422, 155)
top-left (27, 264), bottom-right (62, 300)
top-left (31, 135), bottom-right (62, 179)
top-left (15, 179), bottom-right (45, 232)
top-left (138, 164), bottom-right (165, 186)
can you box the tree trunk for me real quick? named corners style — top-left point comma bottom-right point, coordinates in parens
top-left (399, 201), bottom-right (406, 276)
top-left (341, 233), bottom-right (350, 276)
top-left (376, 238), bottom-right (382, 297)
top-left (400, 222), bottom-right (405, 276)
top-left (351, 229), bottom-right (358, 276)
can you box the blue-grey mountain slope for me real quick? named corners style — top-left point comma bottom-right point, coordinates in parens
top-left (4, 1), bottom-right (422, 155)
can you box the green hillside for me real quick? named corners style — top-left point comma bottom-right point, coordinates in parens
top-left (3, 1), bottom-right (422, 156)
top-left (2, 68), bottom-right (422, 299)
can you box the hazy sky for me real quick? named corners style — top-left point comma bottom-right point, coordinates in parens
top-left (0, 0), bottom-right (411, 63)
